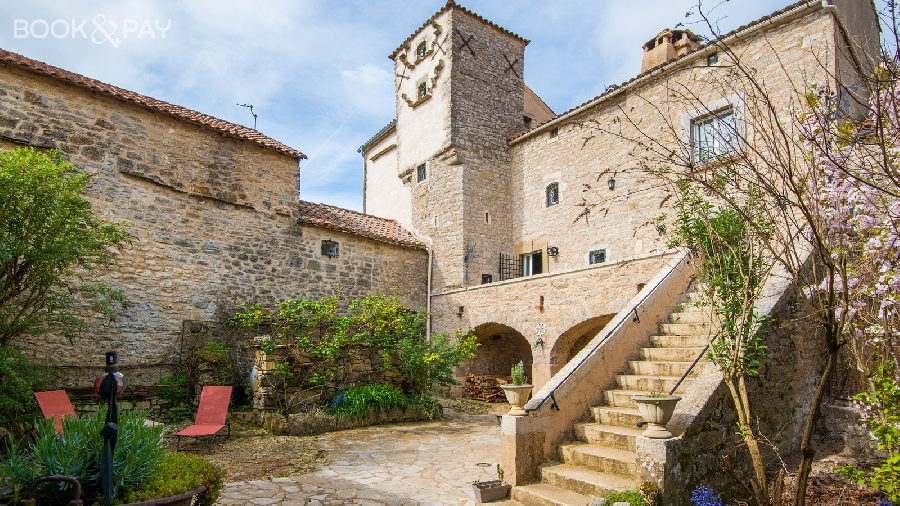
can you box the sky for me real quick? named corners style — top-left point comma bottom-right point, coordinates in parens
top-left (2, 0), bottom-right (795, 212)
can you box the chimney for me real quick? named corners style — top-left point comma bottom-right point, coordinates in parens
top-left (641, 28), bottom-right (702, 73)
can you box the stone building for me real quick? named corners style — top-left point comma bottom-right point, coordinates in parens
top-left (360, 0), bottom-right (880, 502)
top-left (0, 49), bottom-right (428, 387)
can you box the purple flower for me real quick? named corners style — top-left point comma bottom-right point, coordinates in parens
top-left (690, 485), bottom-right (722, 506)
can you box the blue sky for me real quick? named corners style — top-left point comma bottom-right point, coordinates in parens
top-left (2, 0), bottom-right (793, 211)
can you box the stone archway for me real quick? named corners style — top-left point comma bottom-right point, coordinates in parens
top-left (548, 314), bottom-right (615, 378)
top-left (456, 322), bottom-right (533, 393)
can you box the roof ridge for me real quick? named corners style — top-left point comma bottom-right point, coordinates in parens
top-left (0, 47), bottom-right (306, 160)
top-left (509, 0), bottom-right (816, 143)
top-left (389, 1), bottom-right (528, 60)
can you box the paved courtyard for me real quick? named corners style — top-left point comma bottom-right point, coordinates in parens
top-left (216, 412), bottom-right (504, 505)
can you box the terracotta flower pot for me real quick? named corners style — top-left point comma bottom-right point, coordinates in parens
top-left (500, 384), bottom-right (533, 416)
top-left (631, 395), bottom-right (681, 438)
top-left (472, 480), bottom-right (510, 502)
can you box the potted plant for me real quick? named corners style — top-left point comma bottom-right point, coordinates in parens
top-left (500, 361), bottom-right (532, 417)
top-left (631, 391), bottom-right (681, 438)
top-left (472, 464), bottom-right (510, 503)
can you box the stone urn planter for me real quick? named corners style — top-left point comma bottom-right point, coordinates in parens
top-left (500, 384), bottom-right (533, 416)
top-left (631, 395), bottom-right (681, 438)
top-left (472, 480), bottom-right (511, 502)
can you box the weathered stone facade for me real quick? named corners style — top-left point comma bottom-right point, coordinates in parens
top-left (0, 59), bottom-right (428, 388)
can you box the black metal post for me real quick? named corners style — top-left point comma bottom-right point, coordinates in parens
top-left (97, 351), bottom-right (125, 506)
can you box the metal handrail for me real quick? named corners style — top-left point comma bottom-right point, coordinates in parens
top-left (668, 327), bottom-right (722, 396)
top-left (524, 253), bottom-right (690, 413)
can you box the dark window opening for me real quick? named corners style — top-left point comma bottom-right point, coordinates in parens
top-left (550, 127), bottom-right (559, 138)
top-left (522, 250), bottom-right (543, 276)
top-left (546, 182), bottom-right (559, 207)
top-left (589, 249), bottom-right (606, 265)
top-left (707, 52), bottom-right (718, 66)
top-left (417, 41), bottom-right (427, 59)
top-left (523, 116), bottom-right (533, 129)
top-left (418, 82), bottom-right (428, 99)
top-left (416, 163), bottom-right (427, 182)
top-left (322, 240), bottom-right (339, 258)
top-left (481, 274), bottom-right (493, 284)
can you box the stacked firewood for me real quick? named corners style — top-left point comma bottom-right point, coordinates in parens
top-left (464, 374), bottom-right (512, 403)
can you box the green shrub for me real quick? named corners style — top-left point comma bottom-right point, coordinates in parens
top-left (0, 408), bottom-right (164, 504)
top-left (0, 346), bottom-right (51, 439)
top-left (604, 489), bottom-right (649, 506)
top-left (116, 452), bottom-right (225, 506)
top-left (155, 372), bottom-right (192, 422)
top-left (326, 384), bottom-right (408, 420)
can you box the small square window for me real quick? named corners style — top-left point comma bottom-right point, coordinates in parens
top-left (693, 108), bottom-right (736, 163)
top-left (418, 82), bottom-right (428, 99)
top-left (417, 41), bottom-right (427, 59)
top-left (481, 274), bottom-right (493, 284)
top-left (707, 52), bottom-right (718, 66)
top-left (523, 116), bottom-right (533, 129)
top-left (416, 163), bottom-right (427, 182)
top-left (546, 182), bottom-right (559, 207)
top-left (550, 127), bottom-right (559, 138)
top-left (321, 240), bottom-right (339, 258)
top-left (589, 249), bottom-right (606, 265)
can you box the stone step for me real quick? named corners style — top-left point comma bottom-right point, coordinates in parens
top-left (573, 423), bottom-right (643, 450)
top-left (615, 374), bottom-right (687, 393)
top-left (649, 334), bottom-right (713, 348)
top-left (558, 443), bottom-right (636, 477)
top-left (540, 463), bottom-right (633, 498)
top-left (658, 322), bottom-right (714, 336)
top-left (639, 346), bottom-right (707, 362)
top-left (668, 310), bottom-right (717, 324)
top-left (510, 483), bottom-right (590, 506)
top-left (591, 405), bottom-right (643, 427)
top-left (628, 360), bottom-right (699, 377)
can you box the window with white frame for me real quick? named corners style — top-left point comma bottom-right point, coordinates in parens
top-left (692, 108), bottom-right (737, 163)
top-left (521, 250), bottom-right (543, 276)
top-left (545, 182), bottom-right (559, 207)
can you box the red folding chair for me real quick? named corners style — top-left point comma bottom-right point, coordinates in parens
top-left (175, 385), bottom-right (232, 453)
top-left (34, 390), bottom-right (77, 434)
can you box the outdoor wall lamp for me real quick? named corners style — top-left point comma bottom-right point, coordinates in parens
top-left (656, 223), bottom-right (666, 236)
top-left (457, 305), bottom-right (465, 317)
top-left (608, 175), bottom-right (616, 190)
top-left (547, 246), bottom-right (559, 257)
top-left (533, 337), bottom-right (545, 349)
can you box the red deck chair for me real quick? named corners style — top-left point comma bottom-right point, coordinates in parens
top-left (175, 385), bottom-right (232, 453)
top-left (34, 390), bottom-right (77, 434)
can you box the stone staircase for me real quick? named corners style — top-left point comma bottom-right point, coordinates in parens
top-left (508, 286), bottom-right (717, 506)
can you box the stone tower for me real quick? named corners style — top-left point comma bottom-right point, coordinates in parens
top-left (384, 1), bottom-right (529, 292)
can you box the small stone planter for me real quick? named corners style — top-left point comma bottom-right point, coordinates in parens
top-left (631, 395), bottom-right (681, 438)
top-left (472, 480), bottom-right (510, 502)
top-left (499, 384), bottom-right (533, 416)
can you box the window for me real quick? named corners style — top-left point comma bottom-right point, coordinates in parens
top-left (545, 182), bottom-right (559, 207)
top-left (550, 127), bottom-right (559, 138)
top-left (417, 82), bottom-right (428, 99)
top-left (481, 274), bottom-right (493, 284)
top-left (693, 109), bottom-right (736, 163)
top-left (416, 163), bottom-right (427, 182)
top-left (523, 116), bottom-right (533, 129)
top-left (707, 52), bottom-right (718, 66)
top-left (589, 248), bottom-right (606, 265)
top-left (522, 250), bottom-right (543, 276)
top-left (321, 240), bottom-right (339, 258)
top-left (417, 41), bottom-right (427, 59)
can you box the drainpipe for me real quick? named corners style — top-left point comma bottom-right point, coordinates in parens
top-left (426, 245), bottom-right (433, 343)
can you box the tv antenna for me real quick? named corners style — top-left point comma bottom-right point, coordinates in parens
top-left (237, 103), bottom-right (257, 129)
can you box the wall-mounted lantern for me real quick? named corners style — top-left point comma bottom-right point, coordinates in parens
top-left (608, 175), bottom-right (616, 191)
top-left (547, 246), bottom-right (559, 257)
top-left (457, 305), bottom-right (465, 317)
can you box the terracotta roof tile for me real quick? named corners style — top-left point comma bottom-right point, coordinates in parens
top-left (390, 0), bottom-right (528, 60)
top-left (509, 0), bottom-right (815, 143)
top-left (0, 48), bottom-right (306, 160)
top-left (297, 200), bottom-right (424, 248)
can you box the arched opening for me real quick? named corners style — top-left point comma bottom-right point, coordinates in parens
top-left (456, 323), bottom-right (532, 402)
top-left (550, 314), bottom-right (615, 377)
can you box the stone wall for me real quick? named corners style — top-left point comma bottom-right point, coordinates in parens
top-left (0, 64), bottom-right (428, 388)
